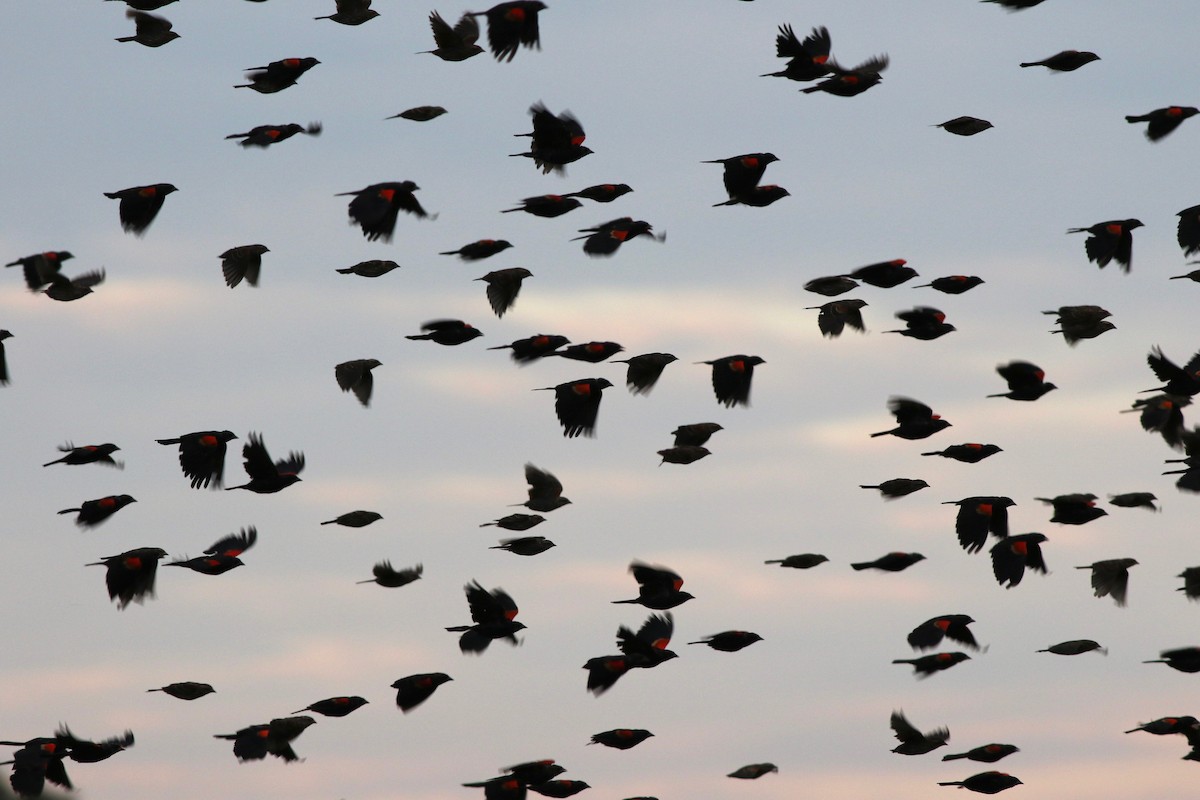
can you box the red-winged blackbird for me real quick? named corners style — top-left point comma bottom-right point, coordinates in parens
top-left (672, 422), bottom-right (723, 447)
top-left (1181, 567), bottom-right (1200, 599)
top-left (6, 250), bottom-right (72, 292)
top-left (943, 744), bottom-right (1019, 763)
top-left (235, 57), bottom-right (320, 93)
top-left (336, 259), bottom-right (401, 277)
top-left (1044, 304), bottom-right (1115, 345)
top-left (475, 268), bottom-right (532, 319)
top-left (54, 726), bottom-right (133, 763)
top-left (944, 496), bottom-right (1015, 553)
top-left (43, 267), bottom-right (105, 301)
top-left (808, 299), bottom-right (867, 337)
top-left (551, 341), bottom-right (624, 363)
top-left (420, 10), bottom-right (483, 61)
top-left (513, 102), bottom-right (591, 174)
top-left (481, 513), bottom-right (544, 531)
top-left (1076, 558), bottom-right (1137, 606)
top-left (936, 117), bottom-right (993, 136)
top-left (804, 275), bottom-right (858, 296)
top-left (442, 239), bottom-right (514, 260)
top-left (990, 533), bottom-right (1048, 589)
top-left (214, 716), bottom-right (315, 762)
top-left (1020, 50), bottom-right (1099, 71)
top-left (886, 307), bottom-right (955, 340)
top-left (915, 275), bottom-right (985, 294)
top-left (871, 397), bottom-right (951, 439)
top-left (727, 763), bottom-right (778, 779)
top-left (86, 547), bottom-right (168, 608)
top-left (891, 710), bottom-right (950, 755)
top-left (892, 651), bottom-right (971, 678)
top-left (58, 495), bottom-right (137, 528)
top-left (518, 463), bottom-right (571, 512)
top-left (529, 780), bottom-right (590, 798)
top-left (801, 54), bottom-right (887, 96)
top-left (463, 775), bottom-right (530, 800)
top-left (908, 615), bottom-right (978, 651)
top-left (589, 729), bottom-right (653, 749)
top-left (226, 122), bottom-right (322, 148)
top-left (339, 181), bottom-right (429, 242)
top-left (762, 24), bottom-right (831, 81)
top-left (165, 554), bottom-right (242, 576)
top-left (612, 562), bottom-right (693, 609)
top-left (938, 772), bottom-right (1022, 794)
top-left (1145, 346), bottom-right (1200, 396)
top-left (3, 738), bottom-right (71, 798)
top-left (851, 552), bottom-right (926, 571)
top-left (1038, 639), bottom-right (1105, 655)
top-left (491, 334), bottom-right (569, 363)
top-left (147, 682), bottom-right (214, 700)
top-left (922, 443), bottom-right (1002, 463)
top-left (1109, 492), bottom-right (1158, 511)
top-left (490, 536), bottom-right (556, 556)
top-left (715, 184), bottom-right (791, 208)
top-left (1147, 647), bottom-right (1200, 671)
top-left (573, 218), bottom-right (660, 256)
top-left (1171, 267), bottom-right (1200, 281)
top-left (335, 359), bottom-right (381, 407)
top-left (565, 183), bottom-right (633, 203)
top-left (1036, 493), bottom-right (1106, 525)
top-left (585, 613), bottom-right (678, 695)
top-left (446, 580), bottom-right (525, 653)
top-left (503, 195), bottom-right (582, 217)
top-left (471, 2), bottom-right (546, 62)
top-left (764, 553), bottom-right (829, 568)
top-left (988, 361), bottom-right (1056, 401)
top-left (322, 510), bottom-right (383, 527)
top-left (226, 432), bottom-right (304, 493)
top-left (315, 0), bottom-right (379, 24)
top-left (537, 378), bottom-right (613, 437)
top-left (219, 244), bottom-right (269, 288)
top-left (657, 445), bottom-right (710, 465)
top-left (394, 107), bottom-right (452, 123)
top-left (859, 478), bottom-right (929, 498)
top-left (104, 183), bottom-right (177, 235)
top-left (115, 9), bottom-right (179, 46)
top-left (44, 442), bottom-right (122, 468)
top-left (292, 696), bottom-right (368, 717)
top-left (391, 673), bottom-right (452, 712)
top-left (1126, 716), bottom-right (1199, 735)
top-left (167, 526), bottom-right (257, 574)
top-left (1067, 219), bottom-right (1143, 272)
top-left (406, 319), bottom-right (483, 345)
top-left (1126, 106), bottom-right (1199, 141)
top-left (1177, 204), bottom-right (1200, 256)
top-left (357, 560), bottom-right (422, 587)
top-left (614, 352), bottom-right (677, 395)
top-left (156, 430), bottom-right (237, 489)
top-left (688, 630), bottom-right (762, 652)
top-left (703, 153), bottom-right (779, 201)
top-left (701, 355), bottom-right (765, 407)
top-left (847, 259), bottom-right (916, 287)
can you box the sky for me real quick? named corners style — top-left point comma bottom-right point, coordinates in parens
top-left (4, 1), bottom-right (1200, 798)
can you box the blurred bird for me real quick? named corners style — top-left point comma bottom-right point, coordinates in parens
top-left (573, 218), bottom-right (661, 256)
top-left (989, 533), bottom-right (1048, 589)
top-left (322, 510), bottom-right (383, 527)
top-left (226, 122), bottom-right (322, 148)
top-left (688, 631), bottom-right (762, 652)
top-left (1144, 647), bottom-right (1200, 673)
top-left (147, 682), bottom-right (214, 700)
top-left (491, 334), bottom-right (569, 363)
top-left (612, 562), bottom-right (693, 609)
top-left (481, 513), bottom-right (544, 531)
top-left (727, 764), bottom-right (778, 779)
top-left (1067, 219), bottom-right (1143, 272)
top-left (519, 464), bottom-right (571, 512)
top-left (339, 181), bottom-right (429, 242)
top-left (848, 258), bottom-right (917, 287)
top-left (357, 561), bottom-right (422, 588)
top-left (43, 267), bottom-right (105, 302)
top-left (513, 103), bottom-right (591, 174)
top-left (1177, 204), bottom-right (1200, 256)
top-left (86, 547), bottom-right (168, 608)
top-left (1108, 492), bottom-right (1158, 511)
top-left (801, 53), bottom-right (888, 96)
top-left (335, 359), bottom-right (382, 407)
top-left (589, 729), bottom-right (653, 750)
top-left (943, 744), bottom-right (1019, 763)
top-left (1037, 639), bottom-right (1106, 655)
top-left (442, 239), bottom-right (513, 260)
top-left (938, 772), bottom-right (1022, 793)
top-left (503, 195), bottom-right (582, 217)
top-left (805, 275), bottom-right (858, 296)
top-left (893, 652), bottom-right (971, 678)
top-left (914, 275), bottom-right (985, 294)
top-left (314, 0), bottom-right (378, 25)
top-left (104, 183), bottom-right (177, 235)
top-left (936, 117), bottom-right (993, 136)
top-left (703, 153), bottom-right (779, 201)
top-left (235, 57), bottom-right (320, 93)
top-left (107, 0), bottom-right (178, 8)
top-left (807, 299), bottom-right (867, 337)
top-left (115, 10), bottom-right (179, 46)
top-left (420, 10), bottom-right (483, 61)
top-left (701, 355), bottom-right (765, 407)
top-left (292, 696), bottom-right (368, 717)
top-left (1076, 558), bottom-right (1137, 606)
top-left (536, 378), bottom-right (613, 437)
top-left (1178, 567), bottom-right (1200, 600)
top-left (715, 184), bottom-right (790, 208)
top-left (761, 24), bottom-right (831, 81)
top-left (226, 432), bottom-right (304, 493)
top-left (565, 183), bottom-right (633, 203)
top-left (391, 673), bottom-right (452, 712)
top-left (1126, 106), bottom-right (1199, 141)
top-left (471, 2), bottom-right (546, 62)
top-left (657, 445), bottom-right (710, 465)
top-left (58, 495), bottom-right (137, 528)
top-left (672, 422), bottom-right (723, 447)
top-left (871, 397), bottom-right (951, 439)
top-left (983, 0), bottom-right (1046, 8)
top-left (167, 526), bottom-right (257, 575)
top-left (945, 496), bottom-right (1015, 553)
top-left (530, 780), bottom-right (590, 797)
top-left (2, 738), bottom-right (71, 798)
top-left (614, 352), bottom-right (677, 395)
top-left (213, 716), bottom-right (315, 762)
top-left (336, 260), bottom-right (401, 277)
top-left (1045, 304), bottom-right (1115, 345)
top-left (890, 710), bottom-right (950, 755)
top-left (551, 342), bottom-right (624, 363)
top-left (887, 307), bottom-right (955, 340)
top-left (219, 244), bottom-right (269, 288)
top-left (1125, 717), bottom-right (1198, 735)
top-left (1020, 50), bottom-right (1099, 71)
top-left (51, 726), bottom-right (132, 764)
top-left (851, 552), bottom-right (926, 572)
top-left (922, 444), bottom-right (1002, 463)
top-left (446, 580), bottom-right (525, 654)
top-left (6, 250), bottom-right (72, 292)
top-left (1037, 493), bottom-right (1106, 525)
top-left (1144, 345), bottom-right (1200, 396)
top-left (156, 430), bottom-right (237, 489)
top-left (406, 319), bottom-right (483, 345)
top-left (764, 553), bottom-right (829, 569)
top-left (988, 361), bottom-right (1056, 400)
top-left (44, 442), bottom-right (121, 468)
top-left (490, 536), bottom-right (556, 556)
top-left (860, 478), bottom-right (929, 499)
top-left (908, 615), bottom-right (979, 651)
